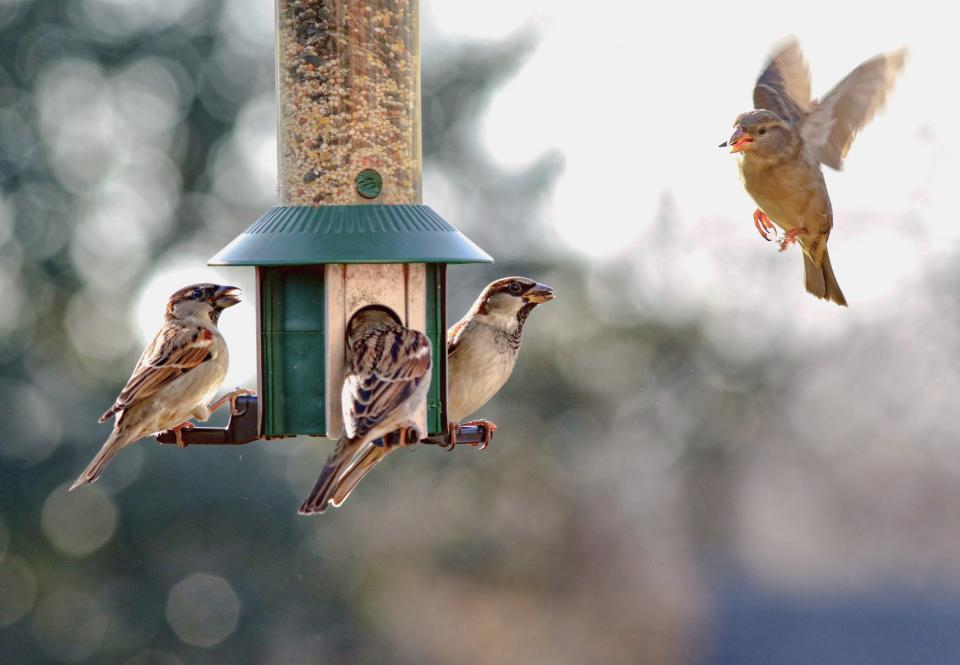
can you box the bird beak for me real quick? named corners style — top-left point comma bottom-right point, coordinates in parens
top-left (721, 127), bottom-right (753, 153)
top-left (523, 282), bottom-right (556, 304)
top-left (212, 285), bottom-right (242, 308)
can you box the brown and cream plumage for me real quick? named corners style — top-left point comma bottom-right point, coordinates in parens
top-left (722, 39), bottom-right (907, 306)
top-left (71, 283), bottom-right (242, 490)
top-left (298, 307), bottom-right (431, 515)
top-left (325, 277), bottom-right (555, 508)
top-left (445, 277), bottom-right (555, 425)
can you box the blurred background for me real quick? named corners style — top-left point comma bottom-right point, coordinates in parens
top-left (2, 0), bottom-right (960, 663)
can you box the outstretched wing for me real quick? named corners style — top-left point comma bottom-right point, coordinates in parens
top-left (753, 38), bottom-right (811, 126)
top-left (801, 48), bottom-right (907, 170)
top-left (342, 324), bottom-right (431, 440)
top-left (100, 322), bottom-right (214, 422)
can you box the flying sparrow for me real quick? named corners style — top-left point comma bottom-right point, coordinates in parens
top-left (298, 306), bottom-right (432, 515)
top-left (70, 284), bottom-right (243, 490)
top-left (721, 39), bottom-right (907, 306)
top-left (326, 277), bottom-right (555, 508)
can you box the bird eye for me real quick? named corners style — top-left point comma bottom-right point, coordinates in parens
top-left (192, 288), bottom-right (203, 299)
top-left (758, 128), bottom-right (767, 136)
top-left (507, 283), bottom-right (522, 294)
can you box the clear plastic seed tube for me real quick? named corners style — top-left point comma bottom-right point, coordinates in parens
top-left (276, 0), bottom-right (422, 205)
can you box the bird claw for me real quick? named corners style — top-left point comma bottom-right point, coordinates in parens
top-left (461, 419), bottom-right (497, 450)
top-left (399, 425), bottom-right (421, 447)
top-left (753, 209), bottom-right (774, 241)
top-left (439, 423), bottom-right (460, 451)
top-left (169, 422), bottom-right (195, 448)
top-left (777, 228), bottom-right (807, 253)
top-left (209, 388), bottom-right (256, 416)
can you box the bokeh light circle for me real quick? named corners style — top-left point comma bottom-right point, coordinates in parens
top-left (0, 380), bottom-right (63, 464)
top-left (41, 483), bottom-right (119, 557)
top-left (31, 589), bottom-right (109, 662)
top-left (0, 555), bottom-right (37, 626)
top-left (165, 573), bottom-right (240, 647)
top-left (124, 650), bottom-right (185, 665)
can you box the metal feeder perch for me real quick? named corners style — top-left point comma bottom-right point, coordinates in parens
top-left (157, 0), bottom-right (494, 449)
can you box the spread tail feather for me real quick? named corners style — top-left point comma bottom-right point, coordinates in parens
top-left (298, 437), bottom-right (355, 515)
top-left (70, 430), bottom-right (127, 491)
top-left (803, 248), bottom-right (847, 307)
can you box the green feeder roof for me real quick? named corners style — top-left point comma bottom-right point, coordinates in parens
top-left (209, 205), bottom-right (493, 266)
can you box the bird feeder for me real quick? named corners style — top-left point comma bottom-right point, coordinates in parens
top-left (161, 0), bottom-right (492, 446)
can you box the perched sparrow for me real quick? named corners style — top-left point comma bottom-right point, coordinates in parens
top-left (326, 277), bottom-right (555, 508)
top-left (446, 276), bottom-right (555, 426)
top-left (722, 39), bottom-right (907, 306)
top-left (298, 307), bottom-right (431, 515)
top-left (70, 284), bottom-right (242, 490)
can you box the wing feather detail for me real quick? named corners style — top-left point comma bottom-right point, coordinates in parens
top-left (341, 324), bottom-right (431, 440)
top-left (99, 322), bottom-right (214, 422)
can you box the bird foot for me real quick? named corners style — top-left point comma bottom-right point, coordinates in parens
top-left (461, 419), bottom-right (497, 450)
top-left (778, 227), bottom-right (807, 252)
top-left (398, 424), bottom-right (422, 447)
top-left (209, 388), bottom-right (256, 416)
top-left (169, 422), bottom-right (195, 448)
top-left (438, 422), bottom-right (460, 451)
top-left (753, 209), bottom-right (774, 241)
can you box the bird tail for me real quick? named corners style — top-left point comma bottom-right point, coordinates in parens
top-left (298, 437), bottom-right (356, 515)
top-left (330, 442), bottom-right (389, 508)
top-left (803, 248), bottom-right (847, 307)
top-left (70, 429), bottom-right (128, 491)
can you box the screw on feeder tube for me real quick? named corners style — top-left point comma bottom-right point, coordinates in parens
top-left (355, 168), bottom-right (383, 199)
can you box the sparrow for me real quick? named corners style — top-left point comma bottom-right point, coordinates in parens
top-left (721, 39), bottom-right (907, 306)
top-left (325, 277), bottom-right (555, 508)
top-left (446, 276), bottom-right (555, 429)
top-left (298, 306), bottom-right (432, 515)
top-left (70, 284), bottom-right (243, 490)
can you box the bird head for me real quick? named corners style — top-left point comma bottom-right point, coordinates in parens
top-left (473, 277), bottom-right (555, 329)
top-left (720, 110), bottom-right (795, 158)
top-left (166, 283), bottom-right (241, 325)
top-left (347, 306), bottom-right (401, 341)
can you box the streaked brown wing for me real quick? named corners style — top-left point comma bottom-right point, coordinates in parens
top-left (99, 322), bottom-right (214, 422)
top-left (753, 39), bottom-right (811, 125)
top-left (343, 326), bottom-right (431, 440)
top-left (801, 49), bottom-right (907, 170)
top-left (447, 318), bottom-right (467, 355)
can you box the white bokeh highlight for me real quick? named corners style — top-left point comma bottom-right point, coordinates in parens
top-left (41, 483), bottom-right (119, 557)
top-left (0, 379), bottom-right (63, 465)
top-left (31, 589), bottom-right (109, 663)
top-left (166, 573), bottom-right (241, 647)
top-left (0, 555), bottom-right (37, 627)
